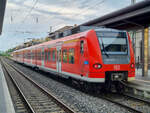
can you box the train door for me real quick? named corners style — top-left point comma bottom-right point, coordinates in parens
top-left (42, 48), bottom-right (45, 67)
top-left (80, 40), bottom-right (84, 75)
top-left (79, 38), bottom-right (89, 76)
top-left (56, 46), bottom-right (62, 73)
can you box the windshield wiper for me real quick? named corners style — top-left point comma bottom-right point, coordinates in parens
top-left (98, 32), bottom-right (109, 57)
top-left (101, 42), bottom-right (109, 58)
top-left (99, 36), bottom-right (109, 58)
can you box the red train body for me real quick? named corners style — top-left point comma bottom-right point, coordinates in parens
top-left (12, 27), bottom-right (135, 85)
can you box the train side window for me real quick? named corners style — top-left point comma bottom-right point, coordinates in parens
top-left (36, 52), bottom-right (37, 60)
top-left (45, 51), bottom-right (48, 61)
top-left (63, 49), bottom-right (67, 63)
top-left (34, 51), bottom-right (35, 60)
top-left (37, 52), bottom-right (39, 60)
top-left (48, 51), bottom-right (51, 61)
top-left (69, 48), bottom-right (74, 64)
top-left (35, 51), bottom-right (37, 59)
top-left (32, 52), bottom-right (34, 59)
top-left (80, 40), bottom-right (84, 54)
top-left (40, 51), bottom-right (42, 60)
top-left (27, 52), bottom-right (29, 59)
top-left (30, 52), bottom-right (32, 60)
top-left (44, 51), bottom-right (46, 61)
top-left (42, 51), bottom-right (44, 60)
top-left (52, 50), bottom-right (56, 61)
top-left (38, 51), bottom-right (41, 60)
top-left (27, 52), bottom-right (28, 59)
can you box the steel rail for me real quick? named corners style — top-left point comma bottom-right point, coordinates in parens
top-left (1, 60), bottom-right (35, 113)
top-left (1, 59), bottom-right (76, 113)
top-left (4, 57), bottom-right (149, 113)
top-left (122, 93), bottom-right (150, 105)
top-left (2, 64), bottom-right (31, 113)
top-left (99, 95), bottom-right (143, 113)
top-left (120, 81), bottom-right (150, 104)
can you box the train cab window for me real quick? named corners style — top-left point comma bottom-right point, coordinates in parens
top-left (52, 50), bottom-right (56, 61)
top-left (62, 49), bottom-right (67, 63)
top-left (48, 51), bottom-right (51, 61)
top-left (80, 40), bottom-right (84, 54)
top-left (69, 48), bottom-right (75, 64)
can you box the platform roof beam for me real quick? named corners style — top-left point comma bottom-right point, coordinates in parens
top-left (0, 0), bottom-right (6, 35)
top-left (81, 1), bottom-right (150, 30)
top-left (81, 0), bottom-right (150, 77)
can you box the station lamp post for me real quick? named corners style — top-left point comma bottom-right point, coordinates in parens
top-left (131, 0), bottom-right (136, 4)
top-left (142, 27), bottom-right (149, 76)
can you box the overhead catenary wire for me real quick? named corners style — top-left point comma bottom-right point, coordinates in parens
top-left (14, 0), bottom-right (95, 33)
top-left (13, 0), bottom-right (104, 32)
top-left (52, 0), bottom-right (106, 30)
top-left (21, 0), bottom-right (39, 23)
top-left (13, 0), bottom-right (106, 35)
top-left (12, 0), bottom-right (39, 36)
top-left (9, 0), bottom-right (108, 49)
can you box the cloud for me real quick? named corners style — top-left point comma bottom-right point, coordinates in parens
top-left (1, 0), bottom-right (144, 51)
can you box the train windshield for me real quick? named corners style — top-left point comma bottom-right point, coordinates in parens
top-left (96, 31), bottom-right (128, 55)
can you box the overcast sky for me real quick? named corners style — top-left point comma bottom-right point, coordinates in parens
top-left (0, 0), bottom-right (144, 51)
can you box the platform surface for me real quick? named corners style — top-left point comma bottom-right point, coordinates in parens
top-left (135, 68), bottom-right (150, 80)
top-left (131, 68), bottom-right (150, 86)
top-left (0, 63), bottom-right (15, 113)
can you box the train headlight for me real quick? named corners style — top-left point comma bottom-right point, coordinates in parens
top-left (93, 63), bottom-right (102, 69)
top-left (130, 63), bottom-right (135, 68)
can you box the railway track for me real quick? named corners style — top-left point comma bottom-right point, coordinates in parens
top-left (2, 57), bottom-right (150, 113)
top-left (2, 62), bottom-right (31, 113)
top-left (1, 59), bottom-right (76, 113)
top-left (98, 91), bottom-right (150, 113)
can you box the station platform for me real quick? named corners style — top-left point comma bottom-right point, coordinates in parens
top-left (124, 69), bottom-right (150, 99)
top-left (127, 68), bottom-right (150, 88)
top-left (135, 68), bottom-right (150, 81)
top-left (0, 63), bottom-right (15, 113)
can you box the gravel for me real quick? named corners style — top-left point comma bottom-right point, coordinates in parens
top-left (6, 58), bottom-right (134, 113)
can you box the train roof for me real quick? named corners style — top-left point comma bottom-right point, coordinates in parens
top-left (13, 30), bottom-right (89, 53)
top-left (13, 26), bottom-right (126, 53)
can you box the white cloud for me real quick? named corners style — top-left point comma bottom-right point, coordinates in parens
top-left (1, 0), bottom-right (140, 51)
top-left (7, 2), bottom-right (19, 9)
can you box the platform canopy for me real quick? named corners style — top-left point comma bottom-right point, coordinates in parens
top-left (81, 0), bottom-right (150, 30)
top-left (0, 0), bottom-right (6, 35)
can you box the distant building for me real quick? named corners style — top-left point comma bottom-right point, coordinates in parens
top-left (48, 26), bottom-right (73, 39)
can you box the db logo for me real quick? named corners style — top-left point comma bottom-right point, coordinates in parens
top-left (114, 65), bottom-right (120, 70)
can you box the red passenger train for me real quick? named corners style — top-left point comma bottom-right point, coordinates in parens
top-left (12, 26), bottom-right (135, 89)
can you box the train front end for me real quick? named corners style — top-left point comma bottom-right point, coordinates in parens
top-left (87, 29), bottom-right (135, 86)
top-left (98, 29), bottom-right (135, 83)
